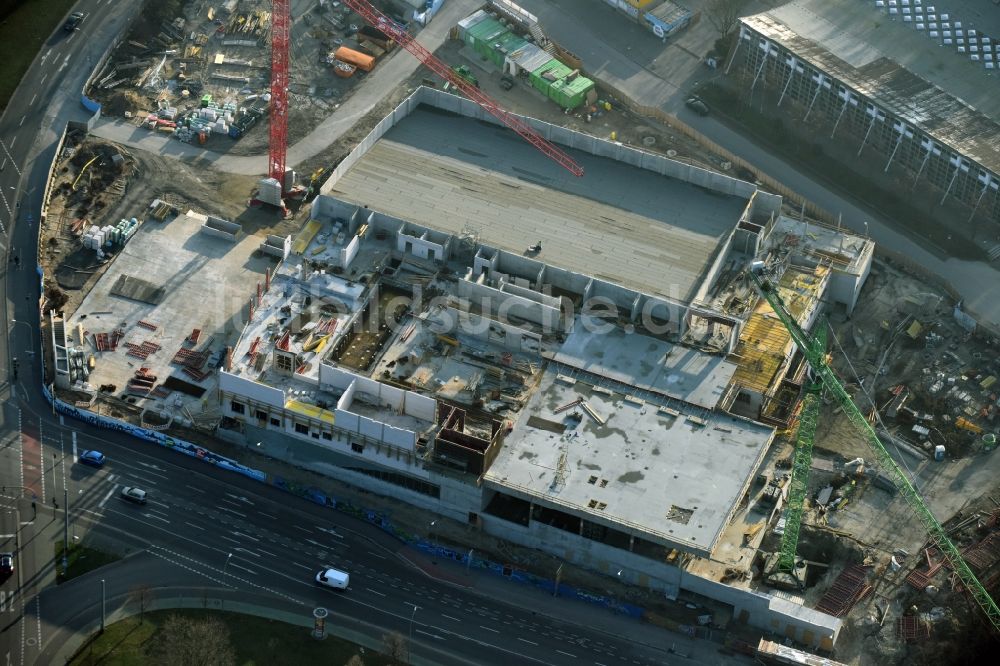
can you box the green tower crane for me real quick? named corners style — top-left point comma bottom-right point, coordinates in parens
top-left (749, 262), bottom-right (1000, 632)
top-left (771, 324), bottom-right (825, 585)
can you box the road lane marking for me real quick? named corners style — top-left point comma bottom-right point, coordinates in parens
top-left (219, 535), bottom-right (240, 545)
top-left (145, 508), bottom-right (169, 519)
top-left (415, 629), bottom-right (444, 640)
top-left (290, 562), bottom-right (312, 571)
top-left (366, 550), bottom-right (386, 560)
top-left (555, 650), bottom-right (576, 658)
top-left (98, 486), bottom-right (116, 508)
top-left (217, 506), bottom-right (246, 518)
top-left (364, 587), bottom-right (386, 597)
top-left (257, 547), bottom-right (277, 557)
top-left (441, 614), bottom-right (460, 622)
top-left (480, 625), bottom-right (499, 633)
top-left (294, 526), bottom-right (311, 533)
top-left (18, 116), bottom-right (24, 127)
top-left (184, 522), bottom-right (205, 531)
top-left (232, 531), bottom-right (258, 542)
top-left (228, 562), bottom-right (257, 574)
top-left (259, 512), bottom-right (277, 520)
top-left (29, 94), bottom-right (36, 105)
top-left (518, 637), bottom-right (538, 646)
top-left (185, 485), bottom-right (205, 493)
top-left (142, 513), bottom-right (170, 524)
top-left (225, 492), bottom-right (254, 505)
top-left (316, 526), bottom-right (343, 539)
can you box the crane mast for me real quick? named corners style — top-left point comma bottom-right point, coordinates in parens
top-left (269, 0), bottom-right (290, 187)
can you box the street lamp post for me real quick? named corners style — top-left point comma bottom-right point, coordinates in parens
top-left (222, 553), bottom-right (233, 611)
top-left (408, 604), bottom-right (420, 663)
top-left (100, 579), bottom-right (106, 633)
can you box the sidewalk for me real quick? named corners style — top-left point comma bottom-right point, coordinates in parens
top-left (394, 543), bottom-right (721, 654)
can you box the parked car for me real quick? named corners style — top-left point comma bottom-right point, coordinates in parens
top-left (78, 449), bottom-right (106, 468)
top-left (315, 568), bottom-right (349, 590)
top-left (685, 96), bottom-right (709, 116)
top-left (0, 553), bottom-right (14, 576)
top-left (63, 12), bottom-right (85, 32)
top-left (120, 487), bottom-right (147, 505)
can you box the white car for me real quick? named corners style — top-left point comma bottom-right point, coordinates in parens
top-left (315, 568), bottom-right (349, 590)
top-left (120, 487), bottom-right (147, 505)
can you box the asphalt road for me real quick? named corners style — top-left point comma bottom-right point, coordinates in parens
top-left (13, 416), bottom-right (702, 666)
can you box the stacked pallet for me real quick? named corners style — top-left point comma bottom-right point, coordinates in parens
top-left (127, 367), bottom-right (157, 395)
top-left (124, 340), bottom-right (162, 360)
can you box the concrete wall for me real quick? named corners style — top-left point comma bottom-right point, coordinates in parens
top-left (480, 512), bottom-right (683, 597)
top-left (219, 370), bottom-right (286, 408)
top-left (456, 276), bottom-right (561, 328)
top-left (319, 86), bottom-right (755, 207)
top-left (397, 228), bottom-right (446, 261)
top-left (340, 235), bottom-right (360, 268)
top-left (259, 234), bottom-right (291, 259)
top-left (681, 572), bottom-right (840, 650)
top-left (826, 241), bottom-right (873, 315)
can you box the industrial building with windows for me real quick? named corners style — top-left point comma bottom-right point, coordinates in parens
top-left (57, 86), bottom-right (873, 649)
top-left (729, 0), bottom-right (1000, 230)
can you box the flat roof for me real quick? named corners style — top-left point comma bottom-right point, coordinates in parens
top-left (484, 367), bottom-right (774, 555)
top-left (551, 316), bottom-right (737, 410)
top-left (743, 0), bottom-right (1000, 174)
top-left (329, 107), bottom-right (746, 302)
top-left (66, 209), bottom-right (270, 413)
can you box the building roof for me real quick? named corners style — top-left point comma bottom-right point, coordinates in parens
top-left (484, 367), bottom-right (774, 556)
top-left (742, 0), bottom-right (1000, 175)
top-left (329, 107), bottom-right (747, 302)
top-left (552, 316), bottom-right (738, 410)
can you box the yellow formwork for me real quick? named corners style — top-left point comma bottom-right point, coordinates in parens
top-left (292, 219), bottom-right (322, 255)
top-left (285, 399), bottom-right (336, 425)
top-left (732, 266), bottom-right (829, 394)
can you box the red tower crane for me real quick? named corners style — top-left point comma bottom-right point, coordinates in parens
top-left (269, 0), bottom-right (290, 188)
top-left (340, 0), bottom-right (585, 177)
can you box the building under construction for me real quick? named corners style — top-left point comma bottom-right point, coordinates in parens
top-left (53, 86), bottom-right (874, 649)
top-left (126, 86), bottom-right (871, 648)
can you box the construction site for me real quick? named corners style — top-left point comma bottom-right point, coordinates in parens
top-left (30, 0), bottom-right (1000, 664)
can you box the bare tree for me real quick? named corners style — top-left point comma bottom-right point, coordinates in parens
top-left (150, 614), bottom-right (236, 666)
top-left (382, 631), bottom-right (408, 664)
top-left (128, 584), bottom-right (154, 625)
top-left (705, 0), bottom-right (749, 36)
top-left (345, 656), bottom-right (366, 666)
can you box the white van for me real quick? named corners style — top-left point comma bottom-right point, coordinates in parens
top-left (315, 568), bottom-right (349, 590)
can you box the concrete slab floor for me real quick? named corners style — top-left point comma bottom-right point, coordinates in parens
top-left (331, 107), bottom-right (746, 302)
top-left (485, 367), bottom-right (774, 556)
top-left (66, 209), bottom-right (271, 417)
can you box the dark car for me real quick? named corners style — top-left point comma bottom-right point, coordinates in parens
top-left (78, 449), bottom-right (106, 468)
top-left (120, 487), bottom-right (147, 505)
top-left (685, 96), bottom-right (709, 116)
top-left (63, 12), bottom-right (84, 32)
top-left (0, 553), bottom-right (13, 576)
